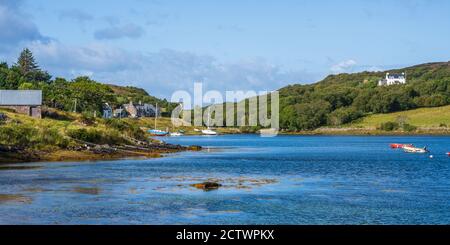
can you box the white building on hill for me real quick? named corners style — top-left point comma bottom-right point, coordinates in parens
top-left (378, 72), bottom-right (406, 86)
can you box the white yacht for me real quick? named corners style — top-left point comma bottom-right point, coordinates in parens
top-left (202, 107), bottom-right (217, 135)
top-left (169, 132), bottom-right (184, 136)
top-left (201, 129), bottom-right (217, 135)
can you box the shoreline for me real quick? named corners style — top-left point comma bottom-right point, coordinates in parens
top-left (1, 130), bottom-right (449, 164)
top-left (277, 128), bottom-right (450, 136)
top-left (0, 144), bottom-right (202, 165)
top-left (220, 127), bottom-right (450, 136)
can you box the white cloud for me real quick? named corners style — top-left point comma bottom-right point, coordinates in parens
top-left (330, 59), bottom-right (357, 74)
top-left (29, 41), bottom-right (317, 99)
top-left (0, 0), bottom-right (317, 101)
top-left (0, 0), bottom-right (49, 50)
top-left (30, 40), bottom-right (142, 73)
top-left (59, 9), bottom-right (94, 23)
top-left (94, 23), bottom-right (145, 40)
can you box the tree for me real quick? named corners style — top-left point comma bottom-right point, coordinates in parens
top-left (15, 48), bottom-right (39, 76)
top-left (18, 82), bottom-right (35, 90)
top-left (13, 48), bottom-right (51, 83)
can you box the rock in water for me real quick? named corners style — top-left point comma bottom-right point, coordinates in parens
top-left (191, 182), bottom-right (222, 191)
top-left (187, 145), bottom-right (202, 151)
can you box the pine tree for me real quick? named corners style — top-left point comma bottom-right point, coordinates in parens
top-left (16, 48), bottom-right (39, 76)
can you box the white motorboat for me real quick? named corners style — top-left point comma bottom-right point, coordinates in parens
top-left (403, 145), bottom-right (429, 153)
top-left (170, 132), bottom-right (184, 136)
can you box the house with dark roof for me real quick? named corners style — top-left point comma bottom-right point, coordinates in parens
top-left (0, 90), bottom-right (42, 118)
top-left (123, 101), bottom-right (159, 118)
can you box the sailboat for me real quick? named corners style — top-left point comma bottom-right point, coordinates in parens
top-left (202, 107), bottom-right (217, 135)
top-left (148, 103), bottom-right (169, 136)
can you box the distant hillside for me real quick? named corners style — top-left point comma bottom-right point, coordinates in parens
top-left (277, 61), bottom-right (450, 131)
top-left (350, 105), bottom-right (450, 129)
top-left (106, 84), bottom-right (177, 115)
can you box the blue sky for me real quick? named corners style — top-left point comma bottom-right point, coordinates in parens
top-left (1, 0), bottom-right (450, 99)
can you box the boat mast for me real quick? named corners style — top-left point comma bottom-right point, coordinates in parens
top-left (207, 106), bottom-right (211, 129)
top-left (154, 103), bottom-right (158, 130)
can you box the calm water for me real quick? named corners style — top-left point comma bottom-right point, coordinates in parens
top-left (0, 135), bottom-right (449, 224)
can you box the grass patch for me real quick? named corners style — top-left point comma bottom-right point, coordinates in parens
top-left (349, 105), bottom-right (450, 128)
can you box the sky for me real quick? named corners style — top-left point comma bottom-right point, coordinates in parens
top-left (1, 0), bottom-right (450, 100)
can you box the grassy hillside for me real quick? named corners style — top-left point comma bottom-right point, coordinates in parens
top-left (0, 108), bottom-right (198, 163)
top-left (350, 105), bottom-right (450, 128)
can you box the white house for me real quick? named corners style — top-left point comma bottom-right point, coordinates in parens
top-left (378, 72), bottom-right (406, 86)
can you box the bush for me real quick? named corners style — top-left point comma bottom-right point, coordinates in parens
top-left (0, 124), bottom-right (70, 150)
top-left (402, 123), bottom-right (417, 132)
top-left (327, 107), bottom-right (363, 126)
top-left (79, 113), bottom-right (96, 126)
top-left (67, 128), bottom-right (126, 145)
top-left (104, 119), bottom-right (145, 140)
top-left (0, 124), bottom-right (37, 148)
top-left (379, 121), bottom-right (399, 131)
top-left (42, 109), bottom-right (72, 121)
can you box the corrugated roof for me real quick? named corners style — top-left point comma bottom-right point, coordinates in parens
top-left (0, 90), bottom-right (42, 106)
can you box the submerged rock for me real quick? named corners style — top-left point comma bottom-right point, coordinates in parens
top-left (187, 145), bottom-right (202, 151)
top-left (191, 182), bottom-right (222, 191)
top-left (0, 194), bottom-right (32, 204)
top-left (72, 187), bottom-right (101, 195)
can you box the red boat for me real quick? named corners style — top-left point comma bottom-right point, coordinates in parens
top-left (447, 152), bottom-right (450, 156)
top-left (390, 143), bottom-right (413, 149)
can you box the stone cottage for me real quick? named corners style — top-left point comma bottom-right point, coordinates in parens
top-left (123, 101), bottom-right (159, 118)
top-left (0, 90), bottom-right (42, 118)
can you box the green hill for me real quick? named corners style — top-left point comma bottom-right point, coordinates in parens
top-left (276, 61), bottom-right (450, 131)
top-left (198, 61), bottom-right (450, 133)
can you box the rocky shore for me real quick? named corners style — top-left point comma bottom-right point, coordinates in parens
top-left (0, 143), bottom-right (202, 164)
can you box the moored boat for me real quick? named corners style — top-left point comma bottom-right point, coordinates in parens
top-left (148, 129), bottom-right (169, 136)
top-left (148, 103), bottom-right (169, 136)
top-left (402, 145), bottom-right (429, 154)
top-left (202, 107), bottom-right (218, 135)
top-left (390, 143), bottom-right (413, 149)
top-left (447, 152), bottom-right (450, 156)
top-left (169, 132), bottom-right (184, 136)
top-left (201, 129), bottom-right (217, 135)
